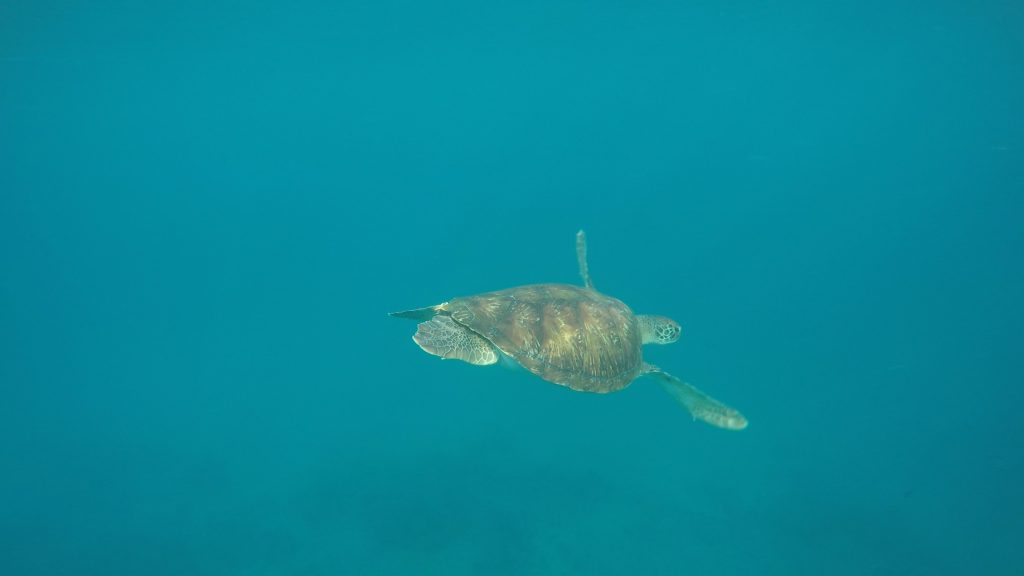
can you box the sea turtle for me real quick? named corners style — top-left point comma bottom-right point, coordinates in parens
top-left (389, 231), bottom-right (747, 430)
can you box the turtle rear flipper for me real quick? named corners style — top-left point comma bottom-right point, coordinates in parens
top-left (389, 304), bottom-right (446, 321)
top-left (643, 364), bottom-right (748, 430)
top-left (413, 316), bottom-right (498, 366)
top-left (576, 229), bottom-right (595, 290)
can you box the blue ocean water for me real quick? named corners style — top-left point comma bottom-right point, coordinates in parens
top-left (2, 1), bottom-right (1022, 574)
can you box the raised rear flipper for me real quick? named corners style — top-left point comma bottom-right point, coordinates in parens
top-left (643, 363), bottom-right (748, 430)
top-left (576, 230), bottom-right (595, 290)
top-left (413, 315), bottom-right (499, 366)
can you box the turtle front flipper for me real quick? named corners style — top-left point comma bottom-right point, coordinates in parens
top-left (413, 315), bottom-right (499, 366)
top-left (643, 364), bottom-right (748, 430)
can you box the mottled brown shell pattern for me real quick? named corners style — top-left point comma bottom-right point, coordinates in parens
top-left (444, 284), bottom-right (642, 393)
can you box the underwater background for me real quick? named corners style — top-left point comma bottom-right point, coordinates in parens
top-left (2, 0), bottom-right (1022, 574)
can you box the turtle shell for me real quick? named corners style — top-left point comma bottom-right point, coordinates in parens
top-left (445, 284), bottom-right (642, 393)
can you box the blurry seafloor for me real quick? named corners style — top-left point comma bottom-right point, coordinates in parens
top-left (1, 1), bottom-right (1022, 574)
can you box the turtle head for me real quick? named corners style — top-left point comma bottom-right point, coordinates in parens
top-left (637, 315), bottom-right (681, 345)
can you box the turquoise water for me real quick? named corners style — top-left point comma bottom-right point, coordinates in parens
top-left (3, 1), bottom-right (1022, 574)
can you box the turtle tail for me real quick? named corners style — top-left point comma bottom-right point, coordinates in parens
top-left (388, 304), bottom-right (446, 321)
